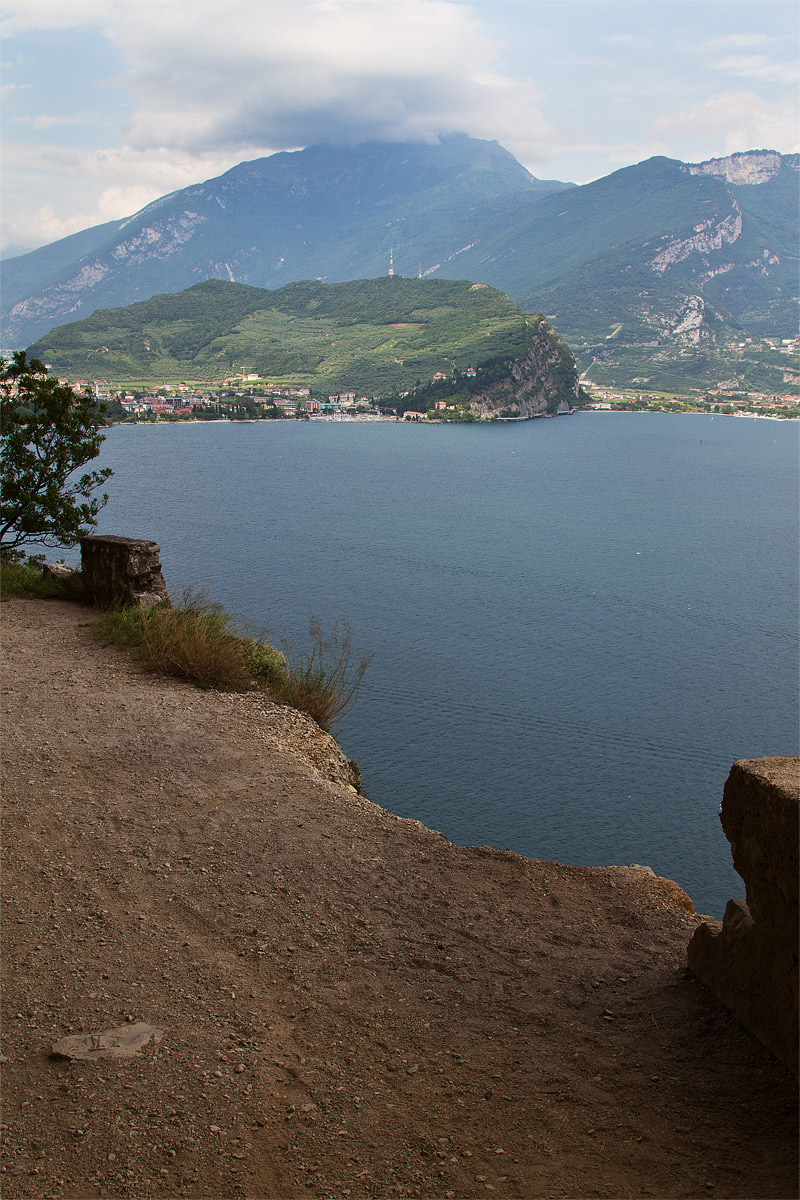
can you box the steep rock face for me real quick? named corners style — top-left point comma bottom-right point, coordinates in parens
top-left (686, 150), bottom-right (784, 186)
top-left (648, 200), bottom-right (743, 274)
top-left (469, 319), bottom-right (582, 419)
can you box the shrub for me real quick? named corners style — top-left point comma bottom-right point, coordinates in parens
top-left (1, 352), bottom-right (112, 551)
top-left (241, 639), bottom-right (286, 687)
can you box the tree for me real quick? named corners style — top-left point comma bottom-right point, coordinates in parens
top-left (0, 352), bottom-right (112, 551)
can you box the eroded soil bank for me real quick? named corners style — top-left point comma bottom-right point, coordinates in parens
top-left (1, 598), bottom-right (797, 1199)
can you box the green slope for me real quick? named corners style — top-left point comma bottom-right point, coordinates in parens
top-left (27, 277), bottom-right (534, 395)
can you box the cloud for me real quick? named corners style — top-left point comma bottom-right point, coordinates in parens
top-left (0, 81), bottom-right (30, 97)
top-left (0, 1), bottom-right (110, 36)
top-left (1, 202), bottom-right (86, 251)
top-left (648, 91), bottom-right (800, 157)
top-left (4, 0), bottom-right (798, 252)
top-left (714, 53), bottom-right (799, 84)
top-left (706, 32), bottom-right (778, 51)
top-left (0, 142), bottom-right (249, 250)
top-left (104, 0), bottom-right (557, 162)
top-left (15, 111), bottom-right (94, 130)
top-left (1, 0), bottom-right (561, 253)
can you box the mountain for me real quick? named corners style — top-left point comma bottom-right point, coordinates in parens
top-left (1, 136), bottom-right (570, 348)
top-left (442, 150), bottom-right (799, 391)
top-left (25, 276), bottom-right (585, 417)
top-left (4, 141), bottom-right (797, 392)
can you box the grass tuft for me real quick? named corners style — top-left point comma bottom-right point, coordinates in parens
top-left (268, 618), bottom-right (372, 733)
top-left (95, 589), bottom-right (256, 690)
top-left (94, 594), bottom-right (369, 731)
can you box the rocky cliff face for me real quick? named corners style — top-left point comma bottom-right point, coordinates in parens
top-left (648, 200), bottom-right (743, 274)
top-left (685, 150), bottom-right (784, 186)
top-left (468, 318), bottom-right (583, 419)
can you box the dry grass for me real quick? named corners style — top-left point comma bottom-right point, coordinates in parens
top-left (95, 590), bottom-right (268, 691)
top-left (94, 596), bottom-right (369, 731)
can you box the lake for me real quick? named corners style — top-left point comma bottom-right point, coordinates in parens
top-left (84, 412), bottom-right (799, 915)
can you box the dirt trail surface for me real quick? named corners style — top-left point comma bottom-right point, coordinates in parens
top-left (1, 599), bottom-right (797, 1200)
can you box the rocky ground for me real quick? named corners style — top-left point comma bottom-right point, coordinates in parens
top-left (1, 598), bottom-right (797, 1200)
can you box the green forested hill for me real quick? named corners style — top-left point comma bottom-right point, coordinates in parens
top-left (27, 277), bottom-right (534, 395)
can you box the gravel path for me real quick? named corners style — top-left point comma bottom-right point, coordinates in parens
top-left (1, 598), bottom-right (797, 1199)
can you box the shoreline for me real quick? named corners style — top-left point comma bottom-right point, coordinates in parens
top-left (109, 407), bottom-right (800, 428)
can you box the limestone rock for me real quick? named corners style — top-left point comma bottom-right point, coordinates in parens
top-left (51, 1021), bottom-right (163, 1061)
top-left (42, 562), bottom-right (78, 582)
top-left (688, 757), bottom-right (799, 1075)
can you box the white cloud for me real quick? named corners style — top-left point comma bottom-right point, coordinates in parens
top-left (706, 32), bottom-right (777, 51)
top-left (105, 0), bottom-right (557, 161)
top-left (0, 142), bottom-right (250, 250)
top-left (16, 111), bottom-right (94, 130)
top-left (0, 81), bottom-right (30, 97)
top-left (648, 91), bottom-right (800, 157)
top-left (714, 53), bottom-right (799, 84)
top-left (0, 1), bottom-right (111, 36)
top-left (1, 0), bottom-right (562, 253)
top-left (3, 0), bottom-right (798, 251)
top-left (1, 202), bottom-right (84, 250)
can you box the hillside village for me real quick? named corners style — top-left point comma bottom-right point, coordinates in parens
top-left (34, 361), bottom-right (510, 423)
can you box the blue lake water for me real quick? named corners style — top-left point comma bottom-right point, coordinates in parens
top-left (84, 413), bottom-right (799, 915)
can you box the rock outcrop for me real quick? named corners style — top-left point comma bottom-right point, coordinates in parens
top-left (469, 318), bottom-right (584, 419)
top-left (685, 150), bottom-right (784, 186)
top-left (80, 534), bottom-right (168, 608)
top-left (688, 757), bottom-right (799, 1075)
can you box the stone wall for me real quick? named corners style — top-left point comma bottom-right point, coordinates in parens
top-left (80, 535), bottom-right (168, 609)
top-left (688, 757), bottom-right (799, 1075)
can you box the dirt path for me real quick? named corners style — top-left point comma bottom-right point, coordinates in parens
top-left (1, 598), bottom-right (797, 1199)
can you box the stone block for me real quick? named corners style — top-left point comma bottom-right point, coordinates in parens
top-left (80, 534), bottom-right (168, 609)
top-left (688, 757), bottom-right (799, 1074)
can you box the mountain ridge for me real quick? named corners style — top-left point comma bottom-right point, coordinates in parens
top-left (3, 139), bottom-right (797, 392)
top-left (1, 136), bottom-right (569, 346)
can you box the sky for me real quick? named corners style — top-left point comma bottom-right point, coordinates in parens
top-left (1, 0), bottom-right (798, 255)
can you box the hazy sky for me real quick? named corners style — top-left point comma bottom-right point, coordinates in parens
top-left (1, 0), bottom-right (798, 254)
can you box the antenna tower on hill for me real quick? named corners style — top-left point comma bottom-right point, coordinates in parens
top-left (389, 246), bottom-right (394, 277)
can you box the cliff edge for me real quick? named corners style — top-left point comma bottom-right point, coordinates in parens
top-left (1, 599), bottom-right (797, 1199)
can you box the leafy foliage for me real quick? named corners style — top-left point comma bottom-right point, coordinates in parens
top-left (0, 352), bottom-right (112, 550)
